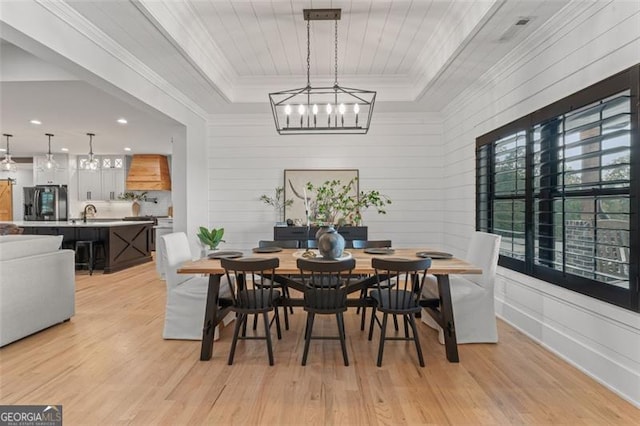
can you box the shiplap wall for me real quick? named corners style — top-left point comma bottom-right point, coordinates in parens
top-left (206, 112), bottom-right (443, 250)
top-left (441, 1), bottom-right (640, 407)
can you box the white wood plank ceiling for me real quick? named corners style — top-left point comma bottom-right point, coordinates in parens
top-left (65, 0), bottom-right (569, 107)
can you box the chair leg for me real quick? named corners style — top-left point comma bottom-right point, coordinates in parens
top-left (336, 312), bottom-right (349, 366)
top-left (404, 315), bottom-right (410, 338)
top-left (360, 291), bottom-right (368, 331)
top-left (252, 313), bottom-right (258, 331)
top-left (282, 300), bottom-right (290, 331)
top-left (356, 288), bottom-right (365, 314)
top-left (263, 311), bottom-right (274, 366)
top-left (376, 313), bottom-right (389, 367)
top-left (284, 286), bottom-right (294, 314)
top-left (368, 306), bottom-right (377, 341)
top-left (228, 313), bottom-right (244, 365)
top-left (88, 242), bottom-right (94, 275)
top-left (273, 308), bottom-right (282, 340)
top-left (393, 314), bottom-right (399, 331)
top-left (302, 312), bottom-right (315, 366)
top-left (408, 314), bottom-right (425, 367)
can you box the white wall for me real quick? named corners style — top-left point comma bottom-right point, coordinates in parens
top-left (441, 1), bottom-right (640, 407)
top-left (207, 111), bottom-right (443, 250)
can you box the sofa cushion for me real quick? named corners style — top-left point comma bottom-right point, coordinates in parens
top-left (0, 235), bottom-right (63, 261)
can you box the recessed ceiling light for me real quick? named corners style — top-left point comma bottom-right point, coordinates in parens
top-left (117, 118), bottom-right (128, 124)
top-left (61, 148), bottom-right (69, 152)
top-left (30, 119), bottom-right (42, 125)
top-left (124, 147), bottom-right (132, 152)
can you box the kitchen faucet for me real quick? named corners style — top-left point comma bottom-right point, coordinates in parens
top-left (83, 204), bottom-right (97, 223)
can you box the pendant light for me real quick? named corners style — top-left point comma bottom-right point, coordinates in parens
top-left (0, 134), bottom-right (17, 173)
top-left (41, 133), bottom-right (59, 170)
top-left (82, 132), bottom-right (100, 171)
top-left (268, 8), bottom-right (376, 135)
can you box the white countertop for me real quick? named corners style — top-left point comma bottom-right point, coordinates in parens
top-left (12, 221), bottom-right (154, 227)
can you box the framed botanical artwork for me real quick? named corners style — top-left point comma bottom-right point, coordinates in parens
top-left (284, 169), bottom-right (359, 224)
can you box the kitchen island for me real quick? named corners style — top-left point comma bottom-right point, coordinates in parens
top-left (14, 221), bottom-right (153, 273)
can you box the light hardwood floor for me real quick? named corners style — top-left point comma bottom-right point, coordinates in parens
top-left (0, 261), bottom-right (637, 424)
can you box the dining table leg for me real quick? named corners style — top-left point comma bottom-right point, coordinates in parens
top-left (436, 274), bottom-right (459, 363)
top-left (200, 273), bottom-right (222, 361)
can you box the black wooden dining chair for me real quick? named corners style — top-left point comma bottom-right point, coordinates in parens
top-left (221, 257), bottom-right (282, 366)
top-left (352, 240), bottom-right (394, 330)
top-left (253, 240), bottom-right (298, 329)
top-left (296, 258), bottom-right (356, 366)
top-left (368, 257), bottom-right (431, 367)
top-left (351, 240), bottom-right (392, 249)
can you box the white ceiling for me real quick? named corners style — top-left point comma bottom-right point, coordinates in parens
top-left (0, 0), bottom-right (570, 155)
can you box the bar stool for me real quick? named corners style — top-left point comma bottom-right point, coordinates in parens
top-left (75, 240), bottom-right (103, 275)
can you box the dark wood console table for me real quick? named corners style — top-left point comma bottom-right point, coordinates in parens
top-left (274, 226), bottom-right (367, 247)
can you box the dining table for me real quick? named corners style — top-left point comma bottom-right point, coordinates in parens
top-left (177, 248), bottom-right (482, 363)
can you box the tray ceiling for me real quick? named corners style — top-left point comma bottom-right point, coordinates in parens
top-left (0, 0), bottom-right (571, 155)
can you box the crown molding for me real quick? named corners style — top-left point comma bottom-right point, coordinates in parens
top-left (34, 0), bottom-right (208, 119)
top-left (134, 0), bottom-right (236, 102)
top-left (409, 0), bottom-right (500, 102)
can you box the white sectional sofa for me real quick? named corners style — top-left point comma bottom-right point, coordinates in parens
top-left (0, 234), bottom-right (75, 347)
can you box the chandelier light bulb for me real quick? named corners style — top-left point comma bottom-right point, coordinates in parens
top-left (312, 104), bottom-right (318, 115)
top-left (326, 104), bottom-right (332, 114)
top-left (353, 103), bottom-right (360, 114)
top-left (339, 103), bottom-right (346, 115)
top-left (298, 104), bottom-right (305, 115)
top-left (284, 104), bottom-right (291, 127)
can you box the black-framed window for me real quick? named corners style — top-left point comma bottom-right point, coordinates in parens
top-left (476, 64), bottom-right (639, 312)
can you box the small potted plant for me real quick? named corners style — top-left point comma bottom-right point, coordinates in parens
top-left (197, 227), bottom-right (225, 254)
top-left (260, 186), bottom-right (293, 225)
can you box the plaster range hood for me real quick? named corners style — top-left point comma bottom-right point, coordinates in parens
top-left (126, 154), bottom-right (171, 191)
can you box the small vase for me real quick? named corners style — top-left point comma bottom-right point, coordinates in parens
top-left (131, 200), bottom-right (140, 216)
top-left (317, 227), bottom-right (345, 259)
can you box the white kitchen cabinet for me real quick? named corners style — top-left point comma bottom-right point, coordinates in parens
top-left (102, 168), bottom-right (125, 200)
top-left (100, 156), bottom-right (125, 200)
top-left (77, 155), bottom-right (125, 201)
top-left (34, 154), bottom-right (69, 185)
top-left (78, 169), bottom-right (102, 201)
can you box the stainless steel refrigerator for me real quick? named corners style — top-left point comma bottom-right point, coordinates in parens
top-left (23, 185), bottom-right (68, 221)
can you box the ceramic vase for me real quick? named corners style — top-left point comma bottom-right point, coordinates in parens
top-left (317, 226), bottom-right (345, 259)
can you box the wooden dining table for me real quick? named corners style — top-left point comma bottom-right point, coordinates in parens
top-left (178, 248), bottom-right (482, 363)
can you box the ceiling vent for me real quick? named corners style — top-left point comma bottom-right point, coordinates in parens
top-left (126, 154), bottom-right (171, 191)
top-left (498, 16), bottom-right (533, 42)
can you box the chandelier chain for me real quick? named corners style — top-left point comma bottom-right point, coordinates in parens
top-left (306, 18), bottom-right (311, 88)
top-left (334, 19), bottom-right (338, 86)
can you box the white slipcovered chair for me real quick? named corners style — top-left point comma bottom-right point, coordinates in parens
top-left (160, 232), bottom-right (232, 340)
top-left (422, 231), bottom-right (501, 344)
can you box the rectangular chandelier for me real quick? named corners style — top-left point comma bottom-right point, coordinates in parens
top-left (268, 9), bottom-right (376, 135)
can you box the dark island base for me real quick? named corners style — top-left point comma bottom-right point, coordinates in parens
top-left (21, 223), bottom-right (153, 274)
